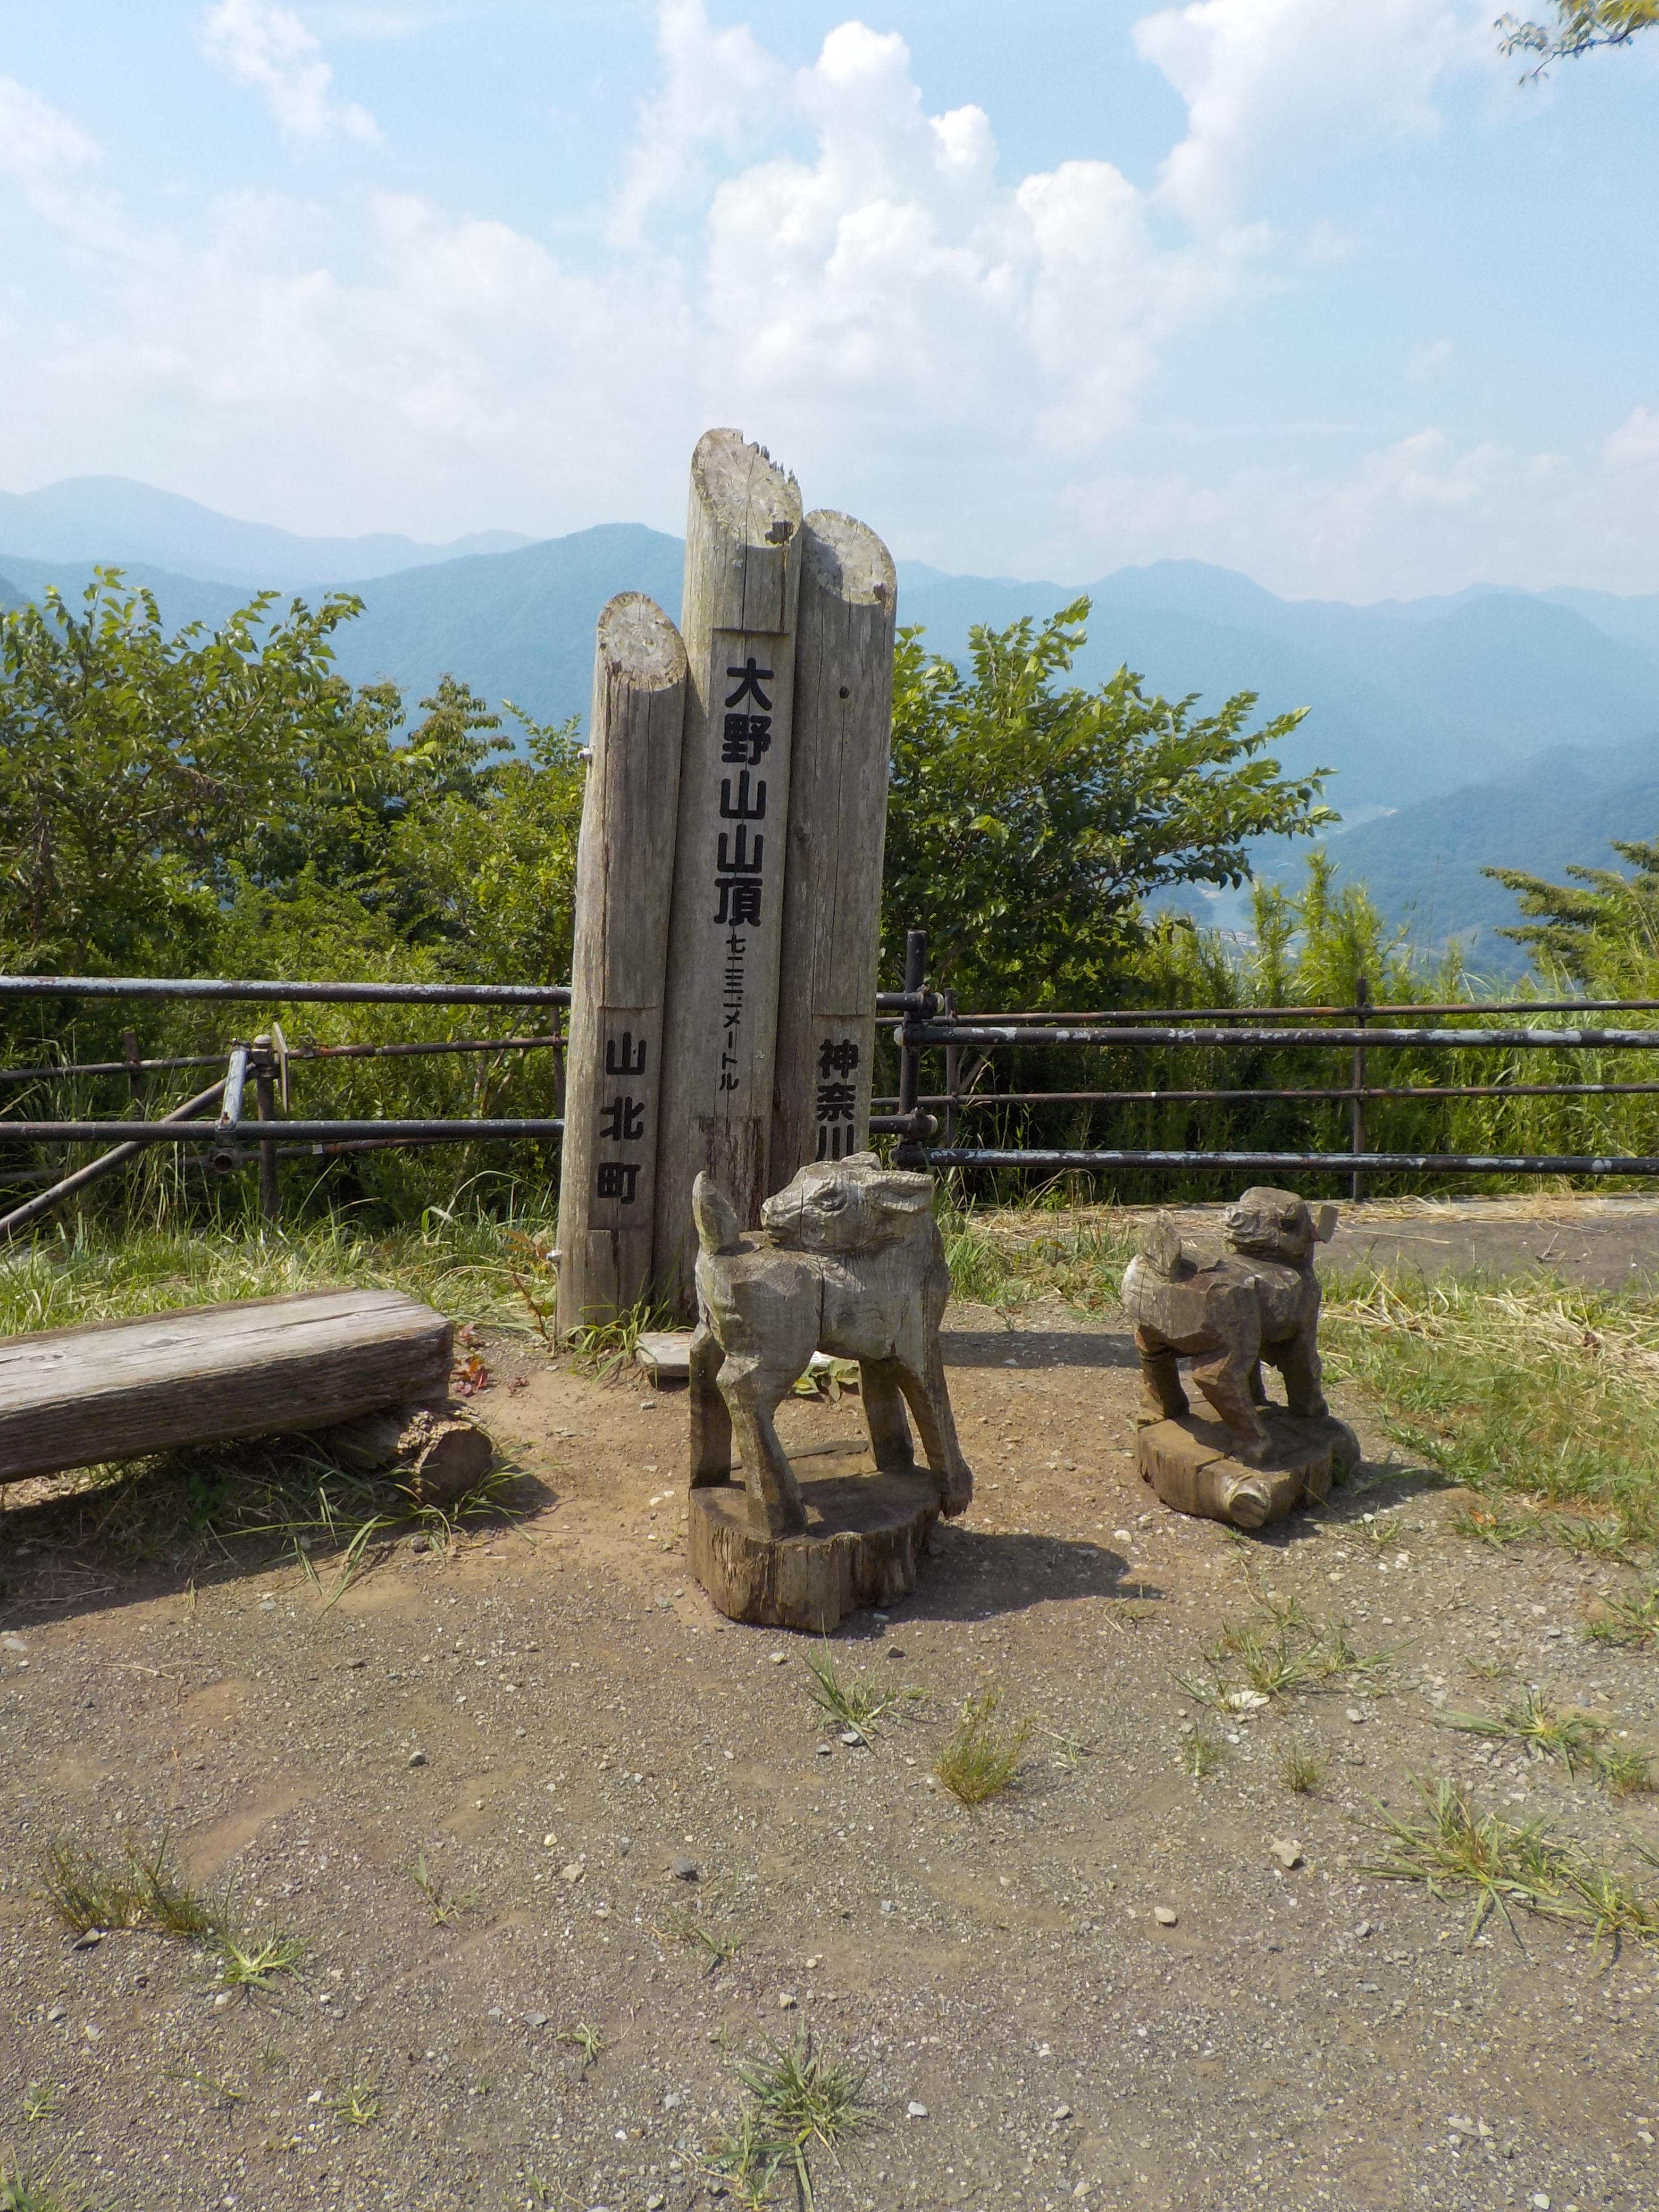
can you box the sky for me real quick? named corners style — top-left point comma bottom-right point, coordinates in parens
top-left (2, 1), bottom-right (1657, 599)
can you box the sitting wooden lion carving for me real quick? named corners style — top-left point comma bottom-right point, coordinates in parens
top-left (689, 1153), bottom-right (974, 1538)
top-left (1121, 1186), bottom-right (1337, 1466)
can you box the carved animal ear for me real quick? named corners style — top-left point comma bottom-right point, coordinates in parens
top-left (1312, 1204), bottom-right (1338, 1244)
top-left (873, 1173), bottom-right (933, 1214)
top-left (1139, 1211), bottom-right (1182, 1277)
top-left (693, 1172), bottom-right (744, 1255)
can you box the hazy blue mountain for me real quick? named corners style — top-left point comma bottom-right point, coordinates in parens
top-left (899, 559), bottom-right (1659, 811)
top-left (0, 476), bottom-right (530, 588)
top-left (0, 529), bottom-right (685, 729)
top-left (1304, 737), bottom-right (1659, 974)
top-left (6, 488), bottom-right (1659, 956)
top-left (323, 524), bottom-right (684, 719)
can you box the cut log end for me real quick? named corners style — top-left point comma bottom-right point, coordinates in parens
top-left (688, 1464), bottom-right (938, 1632)
top-left (319, 1399), bottom-right (495, 1508)
top-left (1135, 1410), bottom-right (1338, 1532)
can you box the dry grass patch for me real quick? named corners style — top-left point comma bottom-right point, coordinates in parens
top-left (1322, 1270), bottom-right (1659, 1554)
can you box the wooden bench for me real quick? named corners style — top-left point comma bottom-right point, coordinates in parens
top-left (0, 1288), bottom-right (458, 1486)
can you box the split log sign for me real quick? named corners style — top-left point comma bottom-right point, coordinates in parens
top-left (556, 430), bottom-right (896, 1330)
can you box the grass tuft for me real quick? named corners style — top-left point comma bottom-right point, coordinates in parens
top-left (556, 2023), bottom-right (605, 2068)
top-left (0, 2151), bottom-right (99, 2212)
top-left (1363, 1777), bottom-right (1659, 1951)
top-left (410, 1849), bottom-right (476, 1926)
top-left (934, 1691), bottom-right (1033, 1806)
top-left (705, 2034), bottom-right (873, 2210)
top-left (1447, 1690), bottom-right (1652, 1795)
top-left (331, 2084), bottom-right (381, 2127)
top-left (1584, 1582), bottom-right (1659, 1649)
top-left (1180, 1728), bottom-right (1225, 1779)
top-left (215, 1930), bottom-right (306, 1990)
top-left (1447, 1687), bottom-right (1603, 1774)
top-left (653, 1909), bottom-right (741, 1974)
top-left (801, 1650), bottom-right (921, 1746)
top-left (1280, 1743), bottom-right (1329, 1795)
top-left (1179, 1601), bottom-right (1391, 1716)
top-left (40, 1831), bottom-right (215, 1939)
top-left (565, 1296), bottom-right (671, 1380)
top-left (1593, 1745), bottom-right (1655, 1799)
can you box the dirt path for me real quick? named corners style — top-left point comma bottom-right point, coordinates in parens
top-left (1, 1286), bottom-right (1656, 2212)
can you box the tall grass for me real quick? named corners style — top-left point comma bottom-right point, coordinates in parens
top-left (906, 853), bottom-right (1659, 1204)
top-left (0, 1206), bottom-right (555, 1339)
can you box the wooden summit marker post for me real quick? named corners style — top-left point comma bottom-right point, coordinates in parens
top-left (770, 510), bottom-right (897, 1189)
top-left (652, 431), bottom-right (803, 1316)
top-left (556, 593), bottom-right (688, 1335)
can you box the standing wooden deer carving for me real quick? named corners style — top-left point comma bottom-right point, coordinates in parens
top-left (688, 1153), bottom-right (974, 1537)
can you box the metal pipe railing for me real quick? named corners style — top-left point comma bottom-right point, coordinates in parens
top-left (0, 973), bottom-right (569, 1007)
top-left (0, 1118), bottom-right (565, 1145)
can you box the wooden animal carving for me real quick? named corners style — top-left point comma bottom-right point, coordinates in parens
top-left (1121, 1186), bottom-right (1337, 1465)
top-left (689, 1153), bottom-right (974, 1537)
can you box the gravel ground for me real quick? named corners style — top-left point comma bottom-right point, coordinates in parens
top-left (1, 1250), bottom-right (1657, 2211)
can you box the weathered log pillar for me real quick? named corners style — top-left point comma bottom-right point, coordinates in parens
top-left (652, 431), bottom-right (802, 1316)
top-left (556, 592), bottom-right (688, 1334)
top-left (769, 510), bottom-right (896, 1191)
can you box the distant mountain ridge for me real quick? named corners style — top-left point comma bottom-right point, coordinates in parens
top-left (4, 478), bottom-right (1659, 952)
top-left (0, 476), bottom-right (530, 588)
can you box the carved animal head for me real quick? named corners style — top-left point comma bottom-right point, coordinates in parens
top-left (1221, 1186), bottom-right (1336, 1267)
top-left (760, 1152), bottom-right (934, 1255)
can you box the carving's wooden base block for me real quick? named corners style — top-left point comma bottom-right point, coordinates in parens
top-left (688, 1460), bottom-right (939, 1631)
top-left (1137, 1409), bottom-right (1339, 1531)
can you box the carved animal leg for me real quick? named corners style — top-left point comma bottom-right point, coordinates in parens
top-left (860, 1360), bottom-right (916, 1474)
top-left (689, 1323), bottom-right (732, 1489)
top-left (1134, 1329), bottom-right (1189, 1426)
top-left (896, 1344), bottom-right (975, 1517)
top-left (1273, 1330), bottom-right (1330, 1422)
top-left (1186, 1284), bottom-right (1273, 1463)
top-left (1189, 1345), bottom-right (1273, 1464)
top-left (717, 1361), bottom-right (808, 1538)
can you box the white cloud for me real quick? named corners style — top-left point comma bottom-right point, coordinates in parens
top-left (1057, 420), bottom-right (1659, 600)
top-left (1, 1), bottom-right (1655, 602)
top-left (199, 0), bottom-right (382, 147)
top-left (1135, 0), bottom-right (1488, 227)
top-left (648, 9), bottom-right (1250, 458)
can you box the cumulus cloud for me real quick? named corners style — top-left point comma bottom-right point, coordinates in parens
top-left (199, 0), bottom-right (382, 147)
top-left (1135, 0), bottom-right (1489, 225)
top-left (0, 0), bottom-right (1655, 599)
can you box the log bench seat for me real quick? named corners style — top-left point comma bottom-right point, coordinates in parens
top-left (0, 1288), bottom-right (456, 1486)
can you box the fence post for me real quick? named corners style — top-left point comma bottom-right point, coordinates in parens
top-left (895, 929), bottom-right (928, 1168)
top-left (1350, 974), bottom-right (1369, 1203)
top-left (253, 1034), bottom-right (280, 1222)
top-left (769, 509), bottom-right (896, 1189)
top-left (556, 592), bottom-right (689, 1336)
top-left (652, 431), bottom-right (802, 1317)
top-left (943, 990), bottom-right (959, 1149)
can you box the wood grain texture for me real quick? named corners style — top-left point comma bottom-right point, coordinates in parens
top-left (1136, 1411), bottom-right (1335, 1530)
top-left (770, 509), bottom-right (896, 1192)
top-left (556, 591), bottom-right (689, 1334)
top-left (0, 1288), bottom-right (452, 1483)
top-left (687, 1464), bottom-right (937, 1630)
top-left (653, 431), bottom-right (803, 1316)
